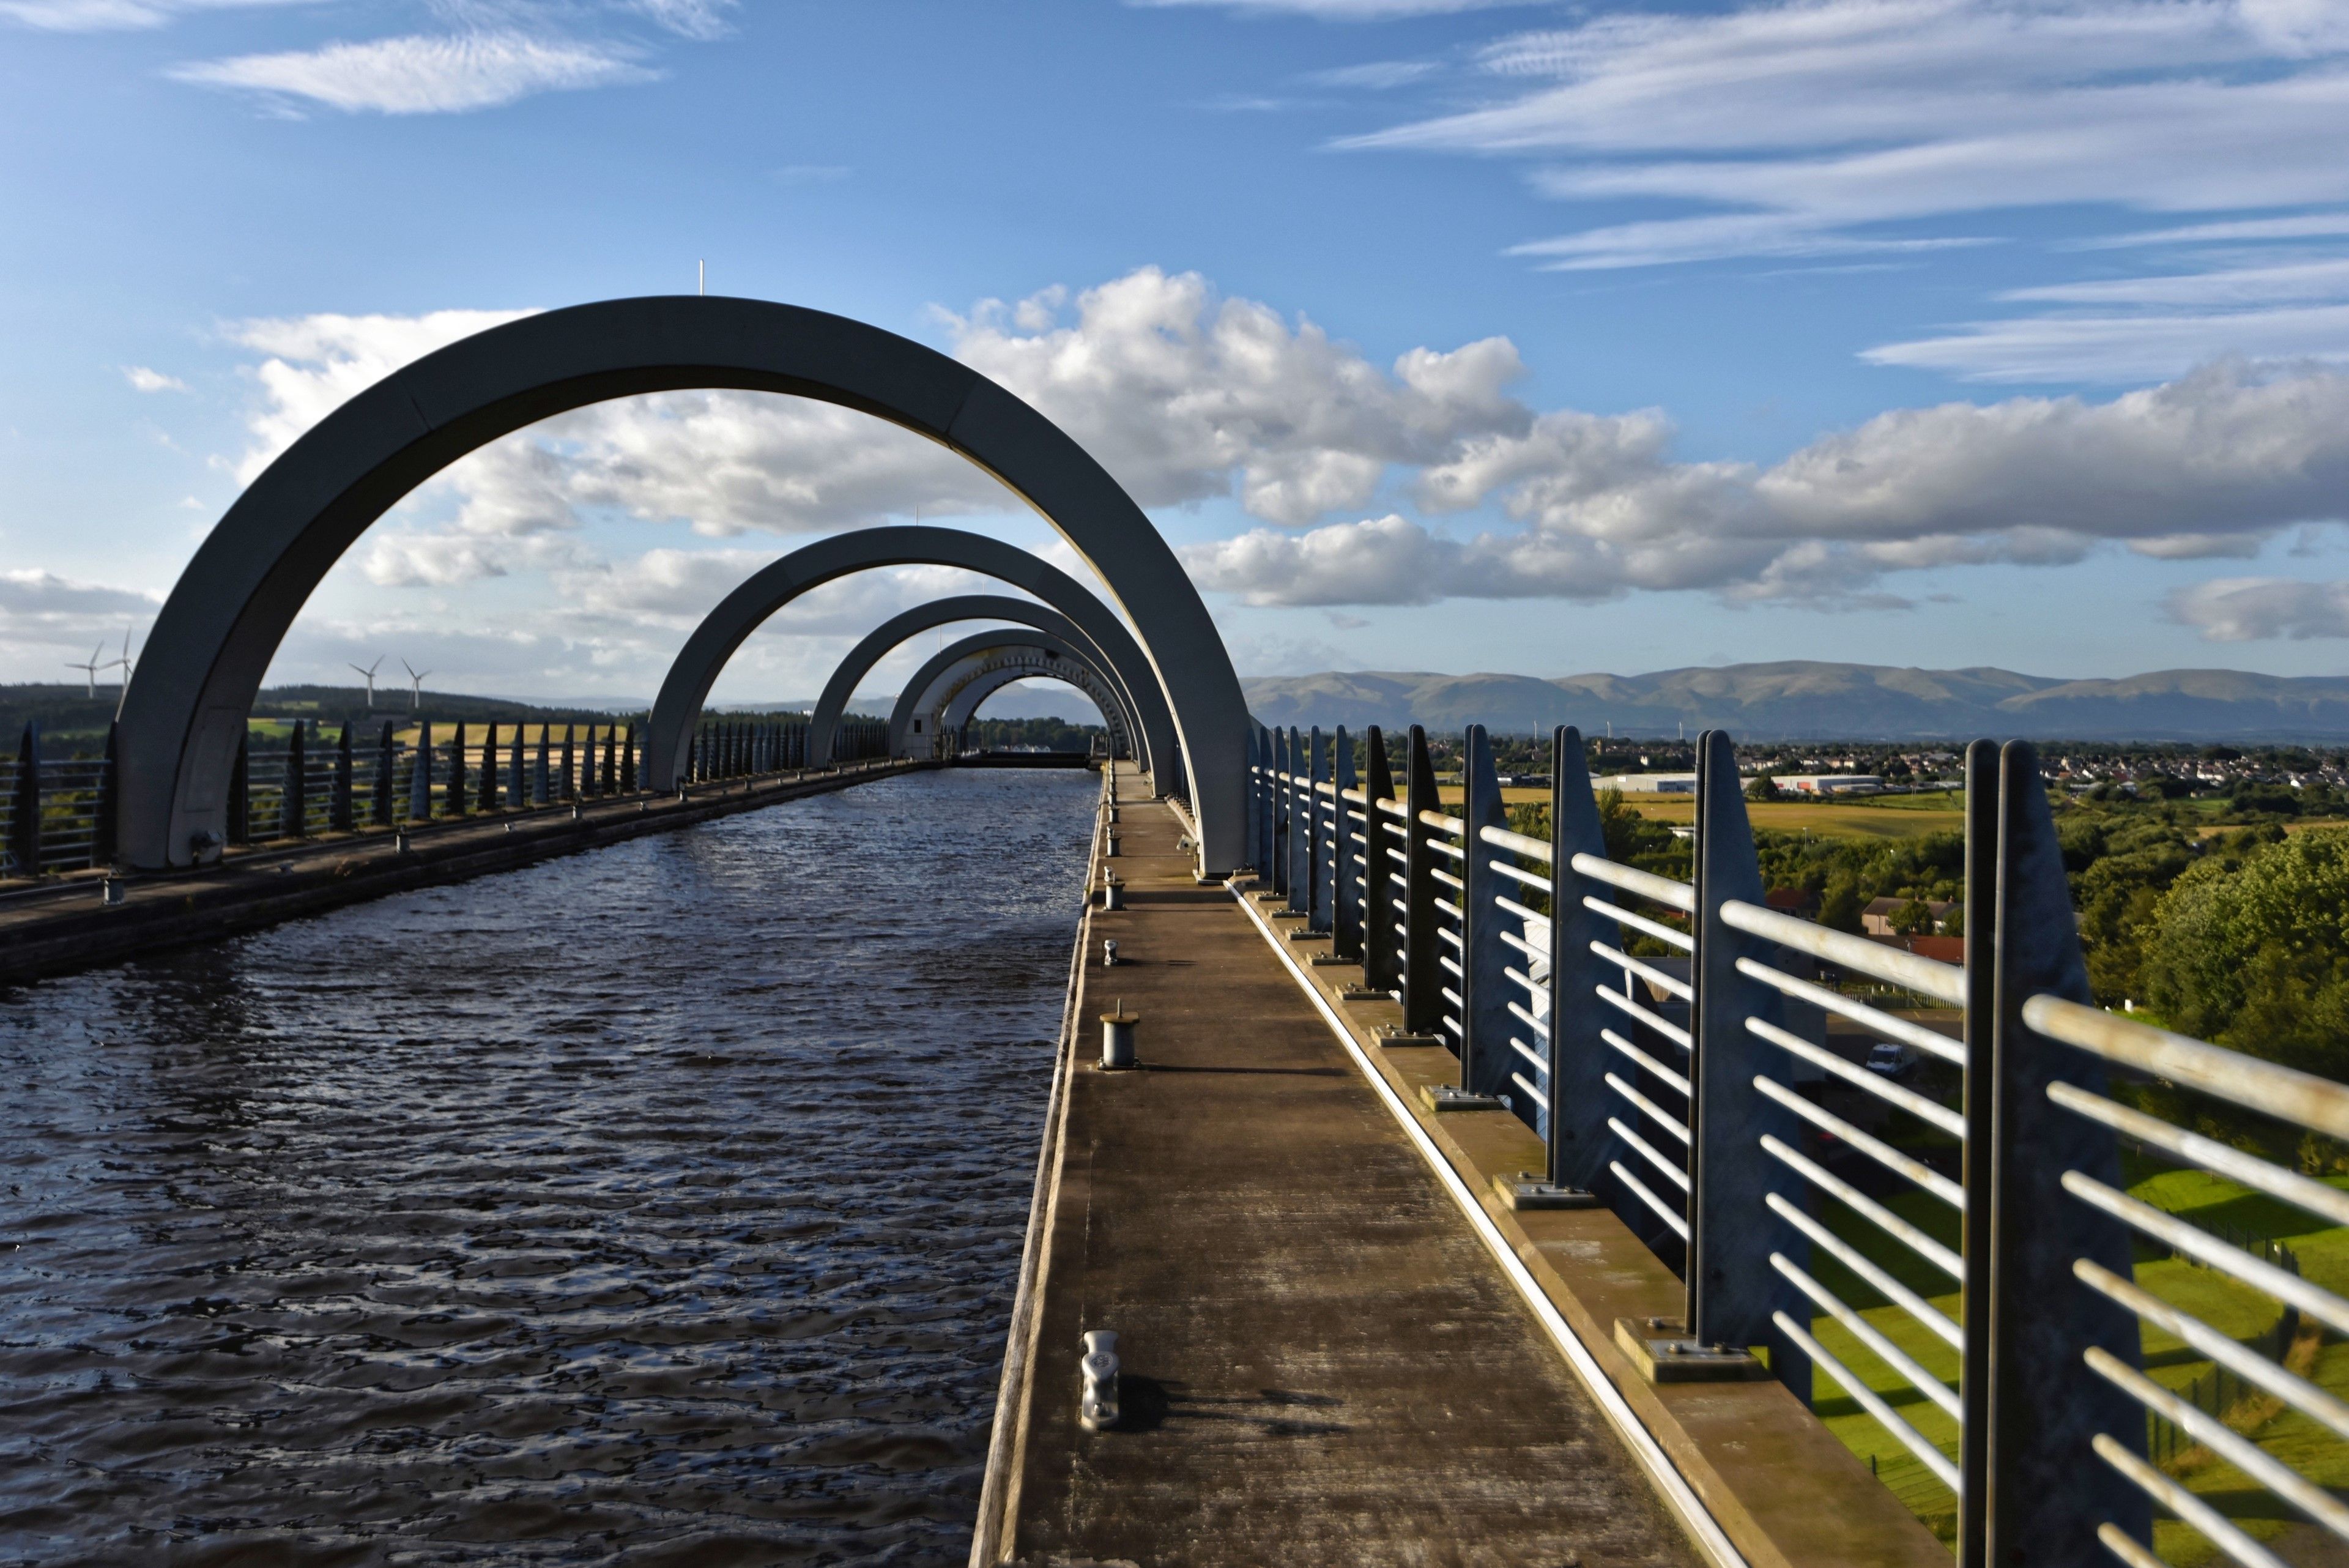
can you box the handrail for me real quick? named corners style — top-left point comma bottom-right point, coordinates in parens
top-left (1720, 897), bottom-right (1965, 1007)
top-left (1478, 823), bottom-right (1553, 864)
top-left (2025, 994), bottom-right (2349, 1139)
top-left (1568, 852), bottom-right (1696, 913)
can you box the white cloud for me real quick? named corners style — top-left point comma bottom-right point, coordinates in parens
top-left (172, 31), bottom-right (653, 114)
top-left (1333, 0), bottom-right (2349, 279)
top-left (215, 273), bottom-right (2349, 622)
top-left (1187, 361), bottom-right (2349, 606)
top-left (946, 267), bottom-right (1531, 525)
top-left (122, 365), bottom-right (185, 393)
top-left (230, 307), bottom-right (535, 479)
top-left (2169, 576), bottom-right (2349, 639)
top-left (0, 570), bottom-right (160, 677)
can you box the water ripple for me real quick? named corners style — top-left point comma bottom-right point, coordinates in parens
top-left (0, 767), bottom-right (1094, 1566)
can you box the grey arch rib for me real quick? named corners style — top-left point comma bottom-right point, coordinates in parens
top-left (116, 296), bottom-right (1249, 872)
top-left (936, 660), bottom-right (1119, 741)
top-left (809, 595), bottom-right (1151, 767)
top-left (885, 633), bottom-right (1126, 757)
top-left (908, 638), bottom-right (1135, 759)
top-left (647, 527), bottom-right (1176, 797)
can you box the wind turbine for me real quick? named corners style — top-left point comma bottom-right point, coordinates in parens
top-left (349, 655), bottom-right (385, 708)
top-left (107, 629), bottom-right (135, 720)
top-left (65, 642), bottom-right (106, 697)
top-left (401, 658), bottom-right (431, 711)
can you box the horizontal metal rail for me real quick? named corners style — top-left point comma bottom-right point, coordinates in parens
top-left (1721, 897), bottom-right (1965, 1007)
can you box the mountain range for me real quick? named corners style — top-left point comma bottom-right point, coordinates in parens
top-left (1239, 664), bottom-right (2349, 742)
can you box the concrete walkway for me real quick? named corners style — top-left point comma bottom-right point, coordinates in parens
top-left (987, 767), bottom-right (1702, 1567)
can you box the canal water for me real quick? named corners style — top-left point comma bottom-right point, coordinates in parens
top-left (0, 767), bottom-right (1096, 1567)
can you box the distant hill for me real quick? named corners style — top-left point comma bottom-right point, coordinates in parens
top-left (1239, 663), bottom-right (2349, 742)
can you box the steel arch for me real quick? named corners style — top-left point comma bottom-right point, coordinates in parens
top-left (116, 297), bottom-right (1248, 872)
top-left (809, 595), bottom-right (1149, 767)
top-left (886, 633), bottom-right (1126, 757)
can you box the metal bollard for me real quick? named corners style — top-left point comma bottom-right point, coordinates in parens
top-left (1104, 834), bottom-right (1120, 857)
top-left (1102, 938), bottom-right (1120, 968)
top-left (393, 831), bottom-right (411, 854)
top-left (1100, 875), bottom-right (1123, 910)
top-left (1079, 1329), bottom-right (1120, 1432)
top-left (100, 877), bottom-right (125, 907)
top-left (1100, 1003), bottom-right (1137, 1069)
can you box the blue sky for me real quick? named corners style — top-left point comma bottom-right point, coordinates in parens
top-left (6, 0), bottom-right (2349, 709)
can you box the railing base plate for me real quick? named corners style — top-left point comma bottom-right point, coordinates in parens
top-left (1614, 1317), bottom-right (1766, 1384)
top-left (1421, 1084), bottom-right (1509, 1113)
top-left (1339, 985), bottom-right (1390, 1002)
top-left (1285, 927), bottom-right (1330, 943)
top-left (1495, 1174), bottom-right (1595, 1211)
top-left (1375, 1028), bottom-right (1441, 1047)
top-left (1307, 953), bottom-right (1355, 968)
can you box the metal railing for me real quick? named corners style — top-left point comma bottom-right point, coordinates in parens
top-left (1249, 721), bottom-right (2349, 1565)
top-left (4, 715), bottom-right (866, 879)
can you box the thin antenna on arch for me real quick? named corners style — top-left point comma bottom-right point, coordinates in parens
top-left (698, 259), bottom-right (705, 295)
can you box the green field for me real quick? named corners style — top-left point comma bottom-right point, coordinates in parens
top-left (1433, 786), bottom-right (1966, 839)
top-left (1803, 1150), bottom-right (2348, 1560)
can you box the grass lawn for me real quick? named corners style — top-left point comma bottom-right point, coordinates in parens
top-left (1794, 1135), bottom-right (2349, 1558)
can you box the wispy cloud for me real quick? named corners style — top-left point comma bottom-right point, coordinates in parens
top-left (1334, 1), bottom-right (2349, 275)
top-left (172, 30), bottom-right (653, 114)
top-left (122, 365), bottom-right (186, 392)
top-left (2169, 577), bottom-right (2349, 640)
top-left (0, 0), bottom-right (302, 32)
top-left (1135, 0), bottom-right (1534, 17)
top-left (1304, 59), bottom-right (1437, 88)
top-left (1866, 304), bottom-right (2349, 383)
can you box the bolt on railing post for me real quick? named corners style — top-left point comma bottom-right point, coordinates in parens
top-left (1361, 726), bottom-right (1400, 995)
top-left (1688, 730), bottom-right (1809, 1387)
top-left (1333, 725), bottom-right (1360, 957)
top-left (332, 722), bottom-right (355, 832)
top-left (1402, 724), bottom-right (1445, 1037)
top-left (1982, 740), bottom-right (2149, 1564)
top-left (373, 721), bottom-right (395, 827)
top-left (1545, 726), bottom-right (1617, 1191)
top-left (408, 722), bottom-right (432, 822)
top-left (1288, 726), bottom-right (1310, 913)
top-left (9, 722), bottom-right (39, 877)
top-left (1460, 725), bottom-right (1516, 1101)
top-left (1308, 724), bottom-right (1329, 931)
top-left (95, 720), bottom-right (121, 866)
top-left (281, 719), bottom-right (306, 838)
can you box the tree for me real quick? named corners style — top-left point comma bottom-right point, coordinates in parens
top-left (1746, 772), bottom-right (1781, 801)
top-left (1890, 897), bottom-right (1936, 936)
top-left (1819, 870), bottom-right (1865, 935)
top-left (2144, 828), bottom-right (2349, 1080)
